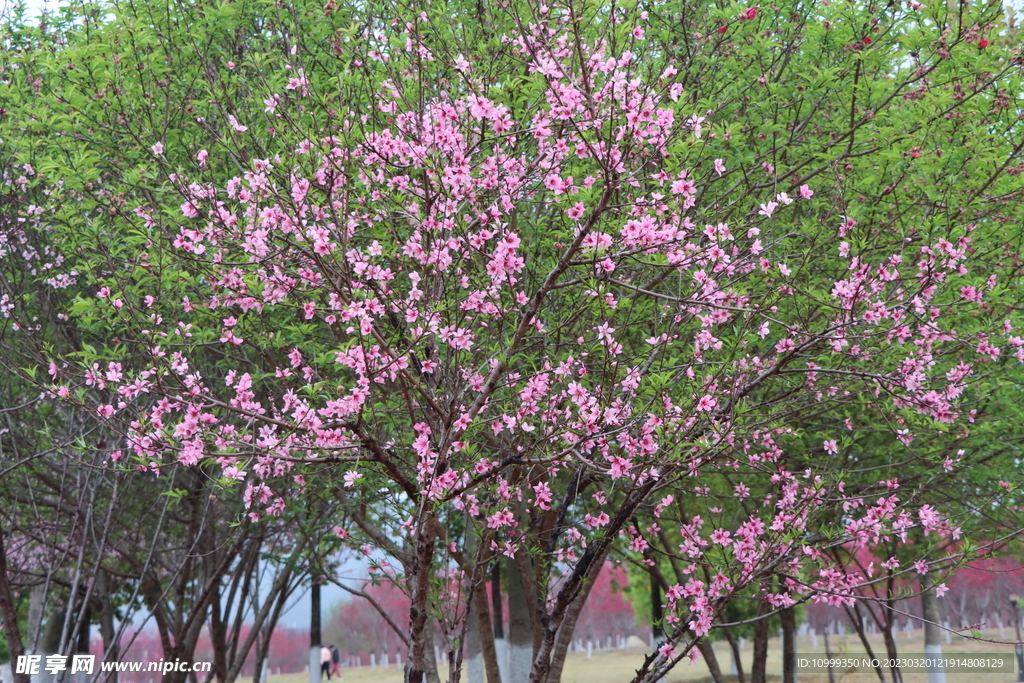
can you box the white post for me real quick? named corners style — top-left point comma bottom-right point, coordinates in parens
top-left (309, 649), bottom-right (320, 683)
top-left (494, 637), bottom-right (510, 683)
top-left (587, 641), bottom-right (592, 659)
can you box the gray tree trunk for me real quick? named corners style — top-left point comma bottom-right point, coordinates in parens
top-left (466, 587), bottom-right (485, 683)
top-left (505, 557), bottom-right (533, 683)
top-left (921, 572), bottom-right (946, 683)
top-left (27, 583), bottom-right (46, 654)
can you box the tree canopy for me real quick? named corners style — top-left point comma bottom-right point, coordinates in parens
top-left (1, 0), bottom-right (1023, 682)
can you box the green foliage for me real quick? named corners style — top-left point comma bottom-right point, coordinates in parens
top-left (3, 0), bottom-right (1024, 675)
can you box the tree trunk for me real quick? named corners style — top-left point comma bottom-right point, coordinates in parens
top-left (0, 529), bottom-right (29, 683)
top-left (513, 543), bottom-right (543, 659)
top-left (253, 562), bottom-right (292, 683)
top-left (96, 571), bottom-right (118, 658)
top-left (76, 603), bottom-right (91, 655)
top-left (209, 585), bottom-right (228, 683)
top-left (223, 549), bottom-right (302, 683)
top-left (505, 557), bottom-right (533, 683)
top-left (466, 589), bottom-right (486, 683)
top-left (27, 582), bottom-right (46, 654)
top-left (423, 620), bottom-right (441, 683)
top-left (474, 580), bottom-right (502, 683)
top-left (40, 604), bottom-right (66, 655)
top-left (921, 572), bottom-right (946, 683)
top-left (780, 605), bottom-right (796, 683)
top-left (721, 625), bottom-right (746, 683)
top-left (696, 640), bottom-right (724, 683)
top-left (543, 555), bottom-right (609, 683)
top-left (406, 514), bottom-right (438, 683)
top-left (823, 624), bottom-right (837, 683)
top-left (843, 602), bottom-right (886, 683)
top-left (491, 561), bottom-right (509, 683)
top-left (750, 600), bottom-right (770, 683)
top-left (881, 579), bottom-right (904, 683)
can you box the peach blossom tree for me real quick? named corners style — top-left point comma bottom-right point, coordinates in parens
top-left (3, 1), bottom-right (1024, 682)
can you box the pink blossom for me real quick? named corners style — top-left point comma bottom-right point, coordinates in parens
top-left (688, 114), bottom-right (706, 139)
top-left (487, 507), bottom-right (516, 529)
top-left (223, 466), bottom-right (246, 481)
top-left (533, 482), bottom-right (553, 510)
top-left (696, 394), bottom-right (717, 411)
top-left (775, 338), bottom-right (796, 353)
top-left (285, 68), bottom-right (310, 95)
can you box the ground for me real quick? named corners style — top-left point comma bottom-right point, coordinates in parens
top-left (242, 626), bottom-right (1021, 683)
